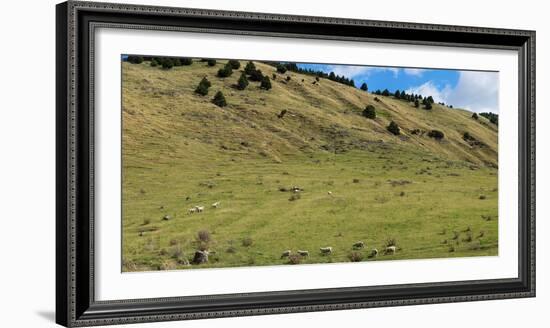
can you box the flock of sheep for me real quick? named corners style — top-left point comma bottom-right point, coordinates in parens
top-left (187, 201), bottom-right (220, 214)
top-left (181, 198), bottom-right (399, 264)
top-left (280, 241), bottom-right (397, 260)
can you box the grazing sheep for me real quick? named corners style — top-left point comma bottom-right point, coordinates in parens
top-left (195, 206), bottom-right (204, 213)
top-left (368, 248), bottom-right (379, 258)
top-left (211, 201), bottom-right (220, 208)
top-left (384, 246), bottom-right (397, 255)
top-left (188, 208), bottom-right (196, 214)
top-left (297, 250), bottom-right (309, 256)
top-left (320, 247), bottom-right (333, 255)
top-left (192, 250), bottom-right (209, 264)
top-left (327, 191), bottom-right (333, 196)
top-left (281, 250), bottom-right (292, 259)
top-left (353, 241), bottom-right (365, 249)
top-left (162, 215), bottom-right (172, 221)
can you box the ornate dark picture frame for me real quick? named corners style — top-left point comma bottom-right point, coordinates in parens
top-left (56, 1), bottom-right (535, 326)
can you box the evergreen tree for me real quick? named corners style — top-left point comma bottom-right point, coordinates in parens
top-left (127, 55), bottom-right (144, 64)
top-left (217, 63), bottom-right (233, 77)
top-left (228, 60), bottom-right (240, 69)
top-left (237, 72), bottom-right (249, 90)
top-left (362, 105), bottom-right (376, 119)
top-left (161, 58), bottom-right (174, 69)
top-left (414, 99), bottom-right (420, 108)
top-left (244, 61), bottom-right (256, 75)
top-left (207, 59), bottom-right (217, 66)
top-left (150, 58), bottom-right (159, 67)
top-left (212, 91), bottom-right (227, 107)
top-left (249, 69), bottom-right (264, 82)
top-left (276, 64), bottom-right (287, 74)
top-left (260, 76), bottom-right (272, 90)
top-left (382, 89), bottom-right (390, 97)
top-left (360, 83), bottom-right (368, 91)
top-left (387, 121), bottom-right (401, 135)
top-left (194, 77), bottom-right (211, 96)
top-left (180, 57), bottom-right (193, 65)
top-left (394, 89), bottom-right (401, 99)
top-left (424, 101), bottom-right (433, 110)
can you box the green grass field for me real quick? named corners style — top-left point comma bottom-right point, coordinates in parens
top-left (121, 59), bottom-right (498, 271)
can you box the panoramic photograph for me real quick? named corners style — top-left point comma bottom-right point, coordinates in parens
top-left (121, 55), bottom-right (499, 272)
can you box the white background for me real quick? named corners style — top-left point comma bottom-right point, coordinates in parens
top-left (0, 0), bottom-right (546, 327)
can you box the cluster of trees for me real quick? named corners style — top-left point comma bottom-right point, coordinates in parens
top-left (126, 55), bottom-right (144, 64)
top-left (148, 56), bottom-right (193, 69)
top-left (479, 112), bottom-right (498, 125)
top-left (242, 61), bottom-right (272, 90)
top-left (217, 62), bottom-right (233, 77)
top-left (194, 76), bottom-right (226, 107)
top-left (269, 62), bottom-right (356, 87)
top-left (373, 89), bottom-right (435, 110)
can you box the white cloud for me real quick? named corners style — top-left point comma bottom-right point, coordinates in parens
top-left (406, 71), bottom-right (499, 113)
top-left (406, 81), bottom-right (452, 103)
top-left (403, 68), bottom-right (424, 77)
top-left (326, 65), bottom-right (399, 79)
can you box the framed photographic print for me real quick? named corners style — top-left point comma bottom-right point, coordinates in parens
top-left (56, 1), bottom-right (535, 326)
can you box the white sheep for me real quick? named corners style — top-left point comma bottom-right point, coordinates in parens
top-left (195, 206), bottom-right (204, 213)
top-left (297, 250), bottom-right (309, 256)
top-left (385, 246), bottom-right (397, 255)
top-left (188, 208), bottom-right (196, 214)
top-left (368, 248), bottom-right (379, 258)
top-left (353, 241), bottom-right (365, 249)
top-left (320, 247), bottom-right (332, 255)
top-left (281, 250), bottom-right (292, 258)
top-left (211, 202), bottom-right (220, 208)
top-left (327, 191), bottom-right (333, 196)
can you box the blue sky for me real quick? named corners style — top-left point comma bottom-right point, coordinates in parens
top-left (297, 63), bottom-right (499, 113)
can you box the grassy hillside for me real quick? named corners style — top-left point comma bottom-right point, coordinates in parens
top-left (121, 59), bottom-right (498, 271)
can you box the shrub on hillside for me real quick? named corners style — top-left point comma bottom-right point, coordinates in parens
top-left (172, 58), bottom-right (182, 66)
top-left (228, 60), bottom-right (241, 69)
top-left (127, 55), bottom-right (144, 64)
top-left (362, 105), bottom-right (376, 119)
top-left (237, 72), bottom-right (249, 90)
top-left (360, 82), bottom-right (368, 91)
top-left (428, 130), bottom-right (445, 140)
top-left (414, 99), bottom-right (420, 108)
top-left (161, 58), bottom-right (174, 69)
top-left (207, 59), bottom-right (217, 66)
top-left (150, 58), bottom-right (159, 67)
top-left (472, 113), bottom-right (479, 120)
top-left (212, 91), bottom-right (227, 107)
top-left (217, 63), bottom-right (233, 77)
top-left (286, 75), bottom-right (291, 81)
top-left (276, 64), bottom-right (287, 74)
top-left (249, 69), bottom-right (264, 82)
top-left (387, 121), bottom-right (400, 135)
top-left (180, 57), bottom-right (193, 65)
top-left (348, 251), bottom-right (364, 262)
top-left (195, 77), bottom-right (211, 96)
top-left (244, 61), bottom-right (256, 75)
top-left (260, 76), bottom-right (272, 90)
